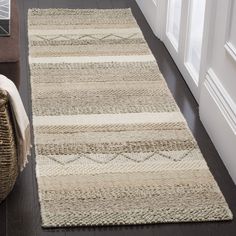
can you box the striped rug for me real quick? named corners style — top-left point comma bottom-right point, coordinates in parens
top-left (28, 8), bottom-right (232, 227)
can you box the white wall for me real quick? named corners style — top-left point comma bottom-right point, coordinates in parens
top-left (136, 0), bottom-right (236, 184)
top-left (199, 0), bottom-right (236, 183)
top-left (135, 0), bottom-right (164, 40)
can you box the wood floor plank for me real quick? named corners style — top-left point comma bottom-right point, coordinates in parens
top-left (110, 0), bottom-right (131, 8)
top-left (46, 0), bottom-right (98, 9)
top-left (38, 0), bottom-right (54, 8)
top-left (6, 166), bottom-right (36, 236)
top-left (66, 227), bottom-right (95, 236)
top-left (0, 200), bottom-right (6, 236)
top-left (96, 0), bottom-right (113, 9)
top-left (18, 0), bottom-right (31, 114)
top-left (5, 1), bottom-right (37, 236)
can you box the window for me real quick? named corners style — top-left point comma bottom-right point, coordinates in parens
top-left (185, 0), bottom-right (206, 81)
top-left (166, 0), bottom-right (182, 50)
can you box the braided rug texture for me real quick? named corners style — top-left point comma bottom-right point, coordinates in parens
top-left (28, 8), bottom-right (233, 227)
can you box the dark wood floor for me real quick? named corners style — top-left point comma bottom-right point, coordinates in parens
top-left (1, 0), bottom-right (236, 235)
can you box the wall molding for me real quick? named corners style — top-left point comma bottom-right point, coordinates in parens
top-left (204, 68), bottom-right (236, 134)
top-left (152, 0), bottom-right (157, 7)
top-left (225, 42), bottom-right (236, 63)
top-left (224, 0), bottom-right (236, 63)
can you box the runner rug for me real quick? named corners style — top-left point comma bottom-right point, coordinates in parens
top-left (28, 8), bottom-right (233, 227)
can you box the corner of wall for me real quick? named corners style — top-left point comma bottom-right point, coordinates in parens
top-left (135, 0), bottom-right (161, 39)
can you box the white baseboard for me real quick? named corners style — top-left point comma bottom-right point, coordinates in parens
top-left (200, 68), bottom-right (236, 184)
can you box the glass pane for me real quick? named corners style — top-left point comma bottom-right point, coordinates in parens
top-left (0, 0), bottom-right (10, 36)
top-left (228, 1), bottom-right (236, 47)
top-left (166, 0), bottom-right (182, 50)
top-left (186, 0), bottom-right (206, 80)
top-left (0, 0), bottom-right (10, 19)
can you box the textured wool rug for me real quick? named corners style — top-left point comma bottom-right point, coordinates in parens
top-left (28, 8), bottom-right (233, 227)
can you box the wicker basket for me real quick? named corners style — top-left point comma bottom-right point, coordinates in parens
top-left (0, 89), bottom-right (18, 203)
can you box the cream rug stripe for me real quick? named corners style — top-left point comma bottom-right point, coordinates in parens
top-left (29, 55), bottom-right (156, 63)
top-left (33, 112), bottom-right (184, 126)
top-left (28, 8), bottom-right (233, 227)
top-left (28, 27), bottom-right (142, 36)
